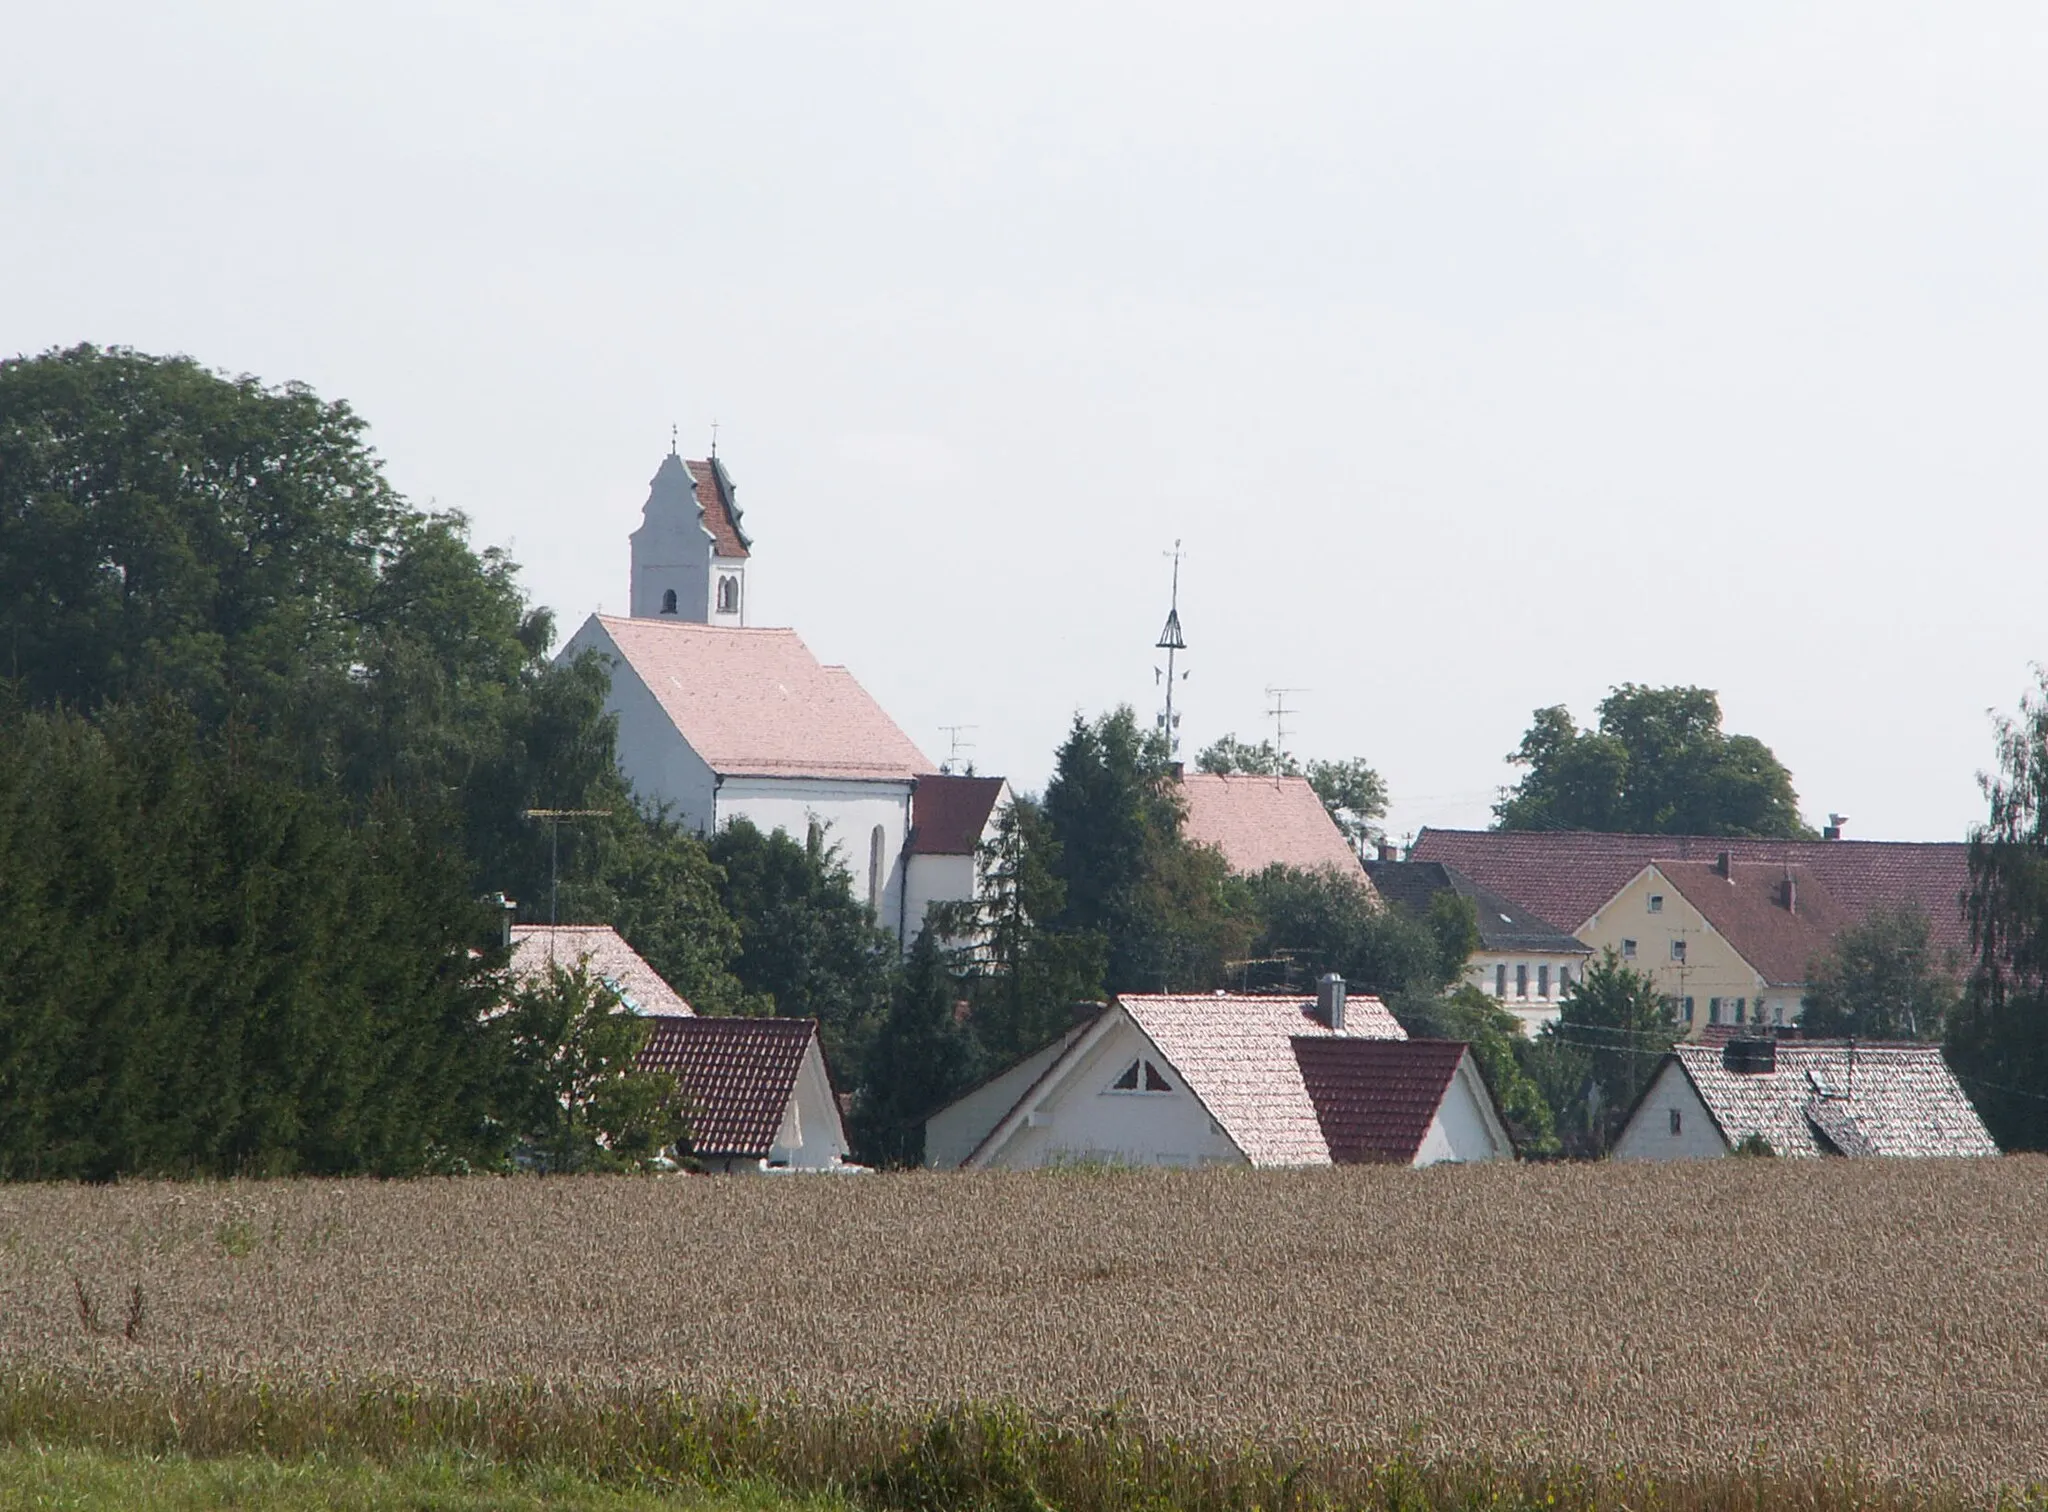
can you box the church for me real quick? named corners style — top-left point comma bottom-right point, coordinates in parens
top-left (558, 445), bottom-right (1004, 943)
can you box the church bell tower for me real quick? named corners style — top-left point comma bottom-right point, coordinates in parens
top-left (629, 439), bottom-right (751, 625)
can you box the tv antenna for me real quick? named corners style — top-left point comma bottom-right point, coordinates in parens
top-left (1154, 540), bottom-right (1188, 758)
top-left (1265, 686), bottom-right (1307, 760)
top-left (938, 724), bottom-right (977, 775)
top-left (520, 808), bottom-right (613, 927)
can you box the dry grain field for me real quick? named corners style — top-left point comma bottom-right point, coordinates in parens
top-left (4, 1160), bottom-right (2047, 1493)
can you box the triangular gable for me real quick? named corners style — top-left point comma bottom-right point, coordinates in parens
top-left (508, 925), bottom-right (694, 1017)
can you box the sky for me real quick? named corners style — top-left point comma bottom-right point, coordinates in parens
top-left (7, 2), bottom-right (2047, 843)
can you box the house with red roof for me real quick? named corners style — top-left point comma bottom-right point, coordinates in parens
top-left (1175, 772), bottom-right (1371, 882)
top-left (903, 773), bottom-right (1011, 943)
top-left (925, 977), bottom-right (1513, 1170)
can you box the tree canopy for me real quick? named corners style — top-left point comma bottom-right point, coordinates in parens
top-left (1495, 685), bottom-right (1810, 838)
top-left (1802, 906), bottom-right (1958, 1042)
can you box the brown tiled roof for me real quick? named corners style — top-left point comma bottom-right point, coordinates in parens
top-left (1119, 992), bottom-right (1405, 1166)
top-left (1669, 1042), bottom-right (1997, 1158)
top-left (1293, 1038), bottom-right (1475, 1163)
top-left (637, 1015), bottom-right (818, 1158)
top-left (1652, 861), bottom-right (1846, 985)
top-left (1177, 774), bottom-right (1366, 879)
top-left (682, 457), bottom-right (750, 559)
top-left (588, 615), bottom-right (933, 781)
top-left (908, 775), bottom-right (1006, 856)
top-left (1409, 829), bottom-right (1972, 956)
top-left (508, 925), bottom-right (694, 1017)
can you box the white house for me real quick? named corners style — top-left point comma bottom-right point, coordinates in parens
top-left (637, 1014), bottom-right (856, 1174)
top-left (927, 977), bottom-right (1515, 1170)
top-left (1612, 1040), bottom-right (1998, 1161)
top-left (902, 774), bottom-right (1010, 944)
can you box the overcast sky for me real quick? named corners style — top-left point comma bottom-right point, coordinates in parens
top-left (8, 3), bottom-right (2046, 841)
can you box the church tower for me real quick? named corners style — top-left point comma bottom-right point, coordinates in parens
top-left (629, 445), bottom-right (751, 625)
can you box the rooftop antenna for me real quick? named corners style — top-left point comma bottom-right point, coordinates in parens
top-left (521, 808), bottom-right (614, 927)
top-left (1265, 686), bottom-right (1307, 764)
top-left (938, 724), bottom-right (977, 775)
top-left (1155, 540), bottom-right (1188, 759)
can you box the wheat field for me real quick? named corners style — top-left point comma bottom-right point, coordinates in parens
top-left (4, 1159), bottom-right (2046, 1491)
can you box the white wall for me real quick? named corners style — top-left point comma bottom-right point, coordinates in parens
top-left (1466, 949), bottom-right (1587, 1036)
top-left (768, 1038), bottom-right (852, 1171)
top-left (978, 1014), bottom-right (1244, 1170)
top-left (1411, 1055), bottom-right (1514, 1165)
top-left (1611, 1061), bottom-right (1729, 1161)
top-left (560, 616), bottom-right (720, 831)
top-left (716, 776), bottom-right (915, 935)
top-left (904, 852), bottom-right (976, 945)
top-left (926, 1022), bottom-right (1091, 1168)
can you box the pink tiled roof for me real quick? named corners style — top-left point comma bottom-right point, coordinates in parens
top-left (1653, 861), bottom-right (1847, 986)
top-left (682, 458), bottom-right (750, 559)
top-left (908, 775), bottom-right (1006, 856)
top-left (508, 925), bottom-right (693, 1017)
top-left (591, 616), bottom-right (932, 781)
top-left (637, 1015), bottom-right (820, 1158)
top-left (1292, 1038), bottom-right (1475, 1163)
top-left (1120, 992), bottom-right (1405, 1167)
top-left (1670, 1042), bottom-right (1997, 1159)
top-left (1410, 829), bottom-right (1972, 956)
top-left (1177, 774), bottom-right (1366, 878)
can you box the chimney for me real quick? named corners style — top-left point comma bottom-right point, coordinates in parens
top-left (1824, 812), bottom-right (1848, 841)
top-left (1715, 851), bottom-right (1732, 879)
top-left (1316, 973), bottom-right (1347, 1031)
top-left (1721, 1038), bottom-right (1777, 1075)
top-left (485, 892), bottom-right (518, 949)
top-left (1781, 869), bottom-right (1796, 914)
top-left (1376, 840), bottom-right (1398, 863)
top-left (1170, 761), bottom-right (1185, 781)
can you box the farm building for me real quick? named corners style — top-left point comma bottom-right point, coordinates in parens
top-left (927, 977), bottom-right (1514, 1170)
top-left (1612, 1039), bottom-right (1998, 1160)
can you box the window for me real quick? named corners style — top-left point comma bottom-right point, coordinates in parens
top-left (1685, 995), bottom-right (1696, 1020)
top-left (867, 825), bottom-right (886, 918)
top-left (1670, 939), bottom-right (1687, 963)
top-left (1709, 997), bottom-right (1722, 1024)
top-left (1516, 964), bottom-right (1529, 999)
top-left (1495, 964), bottom-right (1507, 998)
top-left (1648, 894), bottom-right (1664, 914)
top-left (1108, 1058), bottom-right (1174, 1094)
top-left (1559, 965), bottom-right (1573, 993)
top-left (1622, 939), bottom-right (1637, 960)
top-left (1537, 964), bottom-right (1550, 999)
top-left (660, 588), bottom-right (678, 615)
top-left (1669, 1109), bottom-right (1683, 1136)
top-left (1734, 997), bottom-right (1747, 1025)
top-left (716, 575), bottom-right (740, 615)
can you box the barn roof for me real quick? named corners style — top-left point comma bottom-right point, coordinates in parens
top-left (1176, 773), bottom-right (1366, 878)
top-left (508, 925), bottom-right (694, 1017)
top-left (1292, 1038), bottom-right (1478, 1163)
top-left (637, 1015), bottom-right (820, 1159)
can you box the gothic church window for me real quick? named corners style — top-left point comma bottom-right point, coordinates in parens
top-left (660, 588), bottom-right (678, 615)
top-left (717, 575), bottom-right (739, 615)
top-left (868, 825), bottom-right (886, 918)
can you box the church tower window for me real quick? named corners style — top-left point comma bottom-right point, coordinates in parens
top-left (717, 576), bottom-right (740, 616)
top-left (660, 588), bottom-right (677, 615)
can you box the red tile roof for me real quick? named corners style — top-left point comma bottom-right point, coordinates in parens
top-left (1651, 861), bottom-right (1847, 986)
top-left (588, 615), bottom-right (933, 781)
top-left (682, 457), bottom-right (750, 560)
top-left (636, 1015), bottom-right (819, 1158)
top-left (508, 925), bottom-right (694, 1017)
top-left (1177, 774), bottom-right (1366, 879)
top-left (908, 775), bottom-right (1006, 856)
top-left (1410, 829), bottom-right (1972, 956)
top-left (1292, 1038), bottom-right (1475, 1163)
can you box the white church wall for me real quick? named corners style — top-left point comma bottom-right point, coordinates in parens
top-left (560, 617), bottom-right (720, 831)
top-left (715, 777), bottom-right (915, 934)
top-left (981, 1014), bottom-right (1243, 1170)
top-left (904, 853), bottom-right (976, 945)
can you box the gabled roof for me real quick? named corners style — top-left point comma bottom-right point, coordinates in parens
top-left (585, 615), bottom-right (932, 781)
top-left (1665, 1042), bottom-right (1997, 1159)
top-left (1176, 774), bottom-right (1366, 878)
top-left (1364, 860), bottom-right (1591, 956)
top-left (681, 455), bottom-right (751, 559)
top-left (1409, 829), bottom-right (1972, 954)
top-left (1117, 992), bottom-right (1406, 1166)
top-left (1650, 861), bottom-right (1846, 985)
top-left (1292, 1038), bottom-right (1479, 1163)
top-left (637, 1015), bottom-right (820, 1158)
top-left (508, 925), bottom-right (693, 1017)
top-left (908, 775), bottom-right (1006, 856)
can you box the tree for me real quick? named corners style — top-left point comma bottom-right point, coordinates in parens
top-left (491, 960), bottom-right (686, 1172)
top-left (850, 927), bottom-right (979, 1167)
top-left (1532, 949), bottom-right (1677, 1157)
top-left (1196, 734), bottom-right (1389, 850)
top-left (1496, 685), bottom-right (1810, 838)
top-left (1803, 907), bottom-right (1959, 1041)
top-left (1949, 671), bottom-right (2048, 1150)
top-left (1242, 865), bottom-right (1450, 998)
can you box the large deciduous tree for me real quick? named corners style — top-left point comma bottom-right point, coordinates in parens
top-left (1495, 685), bottom-right (1810, 838)
top-left (1802, 906), bottom-right (1959, 1042)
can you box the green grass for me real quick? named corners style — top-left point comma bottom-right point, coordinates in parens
top-left (0, 1445), bottom-right (836, 1511)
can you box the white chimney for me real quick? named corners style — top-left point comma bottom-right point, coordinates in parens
top-left (1316, 973), bottom-right (1347, 1031)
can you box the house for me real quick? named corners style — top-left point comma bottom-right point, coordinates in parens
top-left (1176, 772), bottom-right (1371, 881)
top-left (637, 1014), bottom-right (857, 1174)
top-left (505, 922), bottom-right (856, 1172)
top-left (1364, 860), bottom-right (1591, 1035)
top-left (926, 977), bottom-right (1514, 1169)
top-left (902, 773), bottom-right (1011, 944)
top-left (1612, 1039), bottom-right (1998, 1160)
top-left (1408, 829), bottom-right (1972, 1038)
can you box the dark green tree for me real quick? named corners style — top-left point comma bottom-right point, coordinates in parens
top-left (1242, 865), bottom-right (1451, 998)
top-left (1950, 672), bottom-right (2048, 1149)
top-left (850, 927), bottom-right (979, 1167)
top-left (1196, 734), bottom-right (1389, 850)
top-left (1532, 948), bottom-right (1677, 1157)
top-left (1496, 685), bottom-right (1810, 838)
top-left (1802, 906), bottom-right (1959, 1042)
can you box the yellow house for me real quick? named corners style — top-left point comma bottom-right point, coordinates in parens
top-left (1580, 857), bottom-right (1846, 1038)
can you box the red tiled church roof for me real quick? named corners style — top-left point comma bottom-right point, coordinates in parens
top-left (637, 1015), bottom-right (819, 1159)
top-left (1177, 774), bottom-right (1366, 878)
top-left (1292, 1038), bottom-right (1474, 1163)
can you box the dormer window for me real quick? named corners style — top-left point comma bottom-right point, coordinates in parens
top-left (716, 575), bottom-right (740, 615)
top-left (1108, 1058), bottom-right (1174, 1094)
top-left (660, 588), bottom-right (678, 615)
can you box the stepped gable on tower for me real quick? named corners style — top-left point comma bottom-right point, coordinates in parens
top-left (630, 449), bottom-right (752, 625)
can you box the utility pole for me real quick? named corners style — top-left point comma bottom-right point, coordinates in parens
top-left (520, 809), bottom-right (613, 926)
